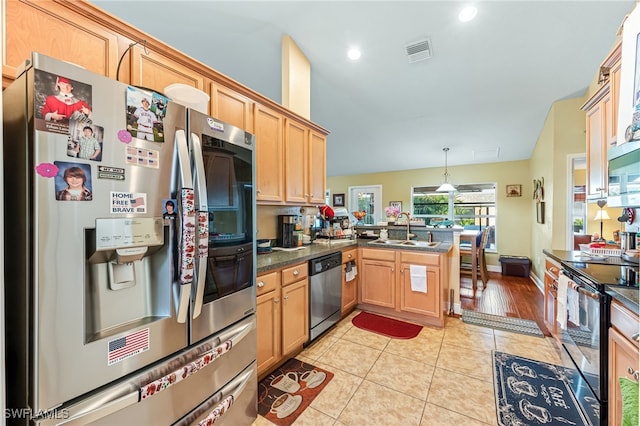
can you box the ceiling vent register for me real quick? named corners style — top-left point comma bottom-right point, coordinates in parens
top-left (405, 38), bottom-right (432, 63)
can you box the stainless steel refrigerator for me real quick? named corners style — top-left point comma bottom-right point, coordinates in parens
top-left (3, 53), bottom-right (257, 425)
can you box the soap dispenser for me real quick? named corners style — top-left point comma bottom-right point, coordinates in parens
top-left (380, 228), bottom-right (388, 241)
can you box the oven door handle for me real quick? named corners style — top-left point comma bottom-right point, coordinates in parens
top-left (561, 271), bottom-right (601, 300)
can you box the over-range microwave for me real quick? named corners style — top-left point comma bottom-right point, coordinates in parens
top-left (608, 140), bottom-right (640, 207)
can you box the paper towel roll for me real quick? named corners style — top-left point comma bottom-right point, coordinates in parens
top-left (300, 207), bottom-right (320, 215)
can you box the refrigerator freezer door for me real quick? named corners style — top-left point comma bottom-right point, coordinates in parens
top-left (34, 315), bottom-right (257, 426)
top-left (3, 53), bottom-right (189, 413)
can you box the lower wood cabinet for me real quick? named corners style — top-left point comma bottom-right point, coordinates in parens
top-left (398, 251), bottom-right (440, 317)
top-left (359, 247), bottom-right (445, 327)
top-left (543, 257), bottom-right (560, 339)
top-left (256, 262), bottom-right (308, 377)
top-left (608, 300), bottom-right (640, 426)
top-left (341, 248), bottom-right (358, 315)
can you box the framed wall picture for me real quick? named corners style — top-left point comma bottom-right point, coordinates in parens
top-left (333, 193), bottom-right (345, 207)
top-left (536, 202), bottom-right (545, 224)
top-left (389, 201), bottom-right (402, 211)
top-left (506, 184), bottom-right (522, 197)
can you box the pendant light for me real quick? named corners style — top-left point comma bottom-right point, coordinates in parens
top-left (436, 147), bottom-right (456, 192)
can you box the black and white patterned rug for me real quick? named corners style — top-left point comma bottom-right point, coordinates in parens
top-left (462, 310), bottom-right (544, 337)
top-left (494, 351), bottom-right (599, 426)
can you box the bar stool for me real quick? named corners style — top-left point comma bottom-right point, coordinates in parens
top-left (460, 226), bottom-right (492, 289)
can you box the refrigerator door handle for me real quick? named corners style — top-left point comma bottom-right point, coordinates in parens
top-left (39, 391), bottom-right (140, 425)
top-left (173, 363), bottom-right (255, 426)
top-left (175, 129), bottom-right (194, 323)
top-left (190, 133), bottom-right (208, 319)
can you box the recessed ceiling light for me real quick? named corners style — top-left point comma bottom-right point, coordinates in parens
top-left (347, 48), bottom-right (361, 60)
top-left (459, 6), bottom-right (477, 22)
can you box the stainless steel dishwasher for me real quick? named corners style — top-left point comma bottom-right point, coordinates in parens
top-left (308, 252), bottom-right (343, 342)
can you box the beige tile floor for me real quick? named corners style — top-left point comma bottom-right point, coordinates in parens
top-left (253, 310), bottom-right (565, 426)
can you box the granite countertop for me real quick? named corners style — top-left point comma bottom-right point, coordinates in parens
top-left (257, 239), bottom-right (453, 274)
top-left (543, 249), bottom-right (639, 314)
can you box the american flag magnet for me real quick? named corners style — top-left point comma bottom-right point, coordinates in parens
top-left (107, 328), bottom-right (150, 366)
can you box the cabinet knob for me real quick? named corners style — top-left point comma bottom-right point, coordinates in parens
top-left (256, 189), bottom-right (261, 194)
top-left (293, 269), bottom-right (299, 276)
top-left (631, 332), bottom-right (639, 342)
top-left (635, 372), bottom-right (639, 382)
top-left (274, 298), bottom-right (280, 304)
top-left (284, 296), bottom-right (289, 300)
top-left (348, 254), bottom-right (352, 259)
top-left (257, 281), bottom-right (265, 288)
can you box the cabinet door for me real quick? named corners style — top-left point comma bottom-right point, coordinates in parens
top-left (254, 104), bottom-right (284, 203)
top-left (341, 263), bottom-right (358, 314)
top-left (360, 259), bottom-right (395, 308)
top-left (4, 0), bottom-right (119, 83)
top-left (130, 46), bottom-right (206, 99)
top-left (281, 279), bottom-right (309, 355)
top-left (210, 82), bottom-right (253, 132)
top-left (398, 261), bottom-right (439, 317)
top-left (585, 90), bottom-right (609, 199)
top-left (543, 260), bottom-right (559, 338)
top-left (284, 119), bottom-right (308, 204)
top-left (256, 289), bottom-right (281, 377)
top-left (608, 327), bottom-right (640, 426)
top-left (308, 131), bottom-right (327, 205)
top-left (609, 60), bottom-right (621, 146)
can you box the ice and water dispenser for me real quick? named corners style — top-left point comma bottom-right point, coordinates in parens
top-left (84, 217), bottom-right (171, 341)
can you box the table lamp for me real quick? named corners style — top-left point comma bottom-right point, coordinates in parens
top-left (594, 207), bottom-right (610, 241)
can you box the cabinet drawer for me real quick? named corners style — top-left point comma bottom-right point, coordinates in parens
top-left (361, 248), bottom-right (396, 262)
top-left (400, 251), bottom-right (439, 266)
top-left (282, 263), bottom-right (308, 286)
top-left (545, 259), bottom-right (560, 279)
top-left (256, 271), bottom-right (279, 296)
top-left (342, 248), bottom-right (357, 264)
top-left (611, 301), bottom-right (639, 349)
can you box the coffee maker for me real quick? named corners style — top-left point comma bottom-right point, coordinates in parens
top-left (277, 215), bottom-right (299, 248)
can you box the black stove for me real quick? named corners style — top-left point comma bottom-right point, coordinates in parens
top-left (561, 261), bottom-right (639, 290)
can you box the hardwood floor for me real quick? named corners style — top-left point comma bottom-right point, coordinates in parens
top-left (459, 271), bottom-right (550, 335)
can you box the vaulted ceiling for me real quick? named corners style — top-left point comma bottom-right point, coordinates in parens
top-left (93, 1), bottom-right (635, 176)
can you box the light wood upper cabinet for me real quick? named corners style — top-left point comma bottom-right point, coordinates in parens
top-left (583, 85), bottom-right (610, 200)
top-left (284, 119), bottom-right (309, 204)
top-left (4, 0), bottom-right (119, 85)
top-left (308, 131), bottom-right (327, 205)
top-left (254, 104), bottom-right (284, 203)
top-left (283, 120), bottom-right (326, 205)
top-left (210, 82), bottom-right (253, 132)
top-left (582, 43), bottom-right (621, 200)
top-left (129, 46), bottom-right (207, 99)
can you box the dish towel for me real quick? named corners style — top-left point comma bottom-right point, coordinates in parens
top-left (345, 261), bottom-right (357, 282)
top-left (556, 273), bottom-right (569, 330)
top-left (409, 265), bottom-right (427, 293)
top-left (567, 284), bottom-right (579, 325)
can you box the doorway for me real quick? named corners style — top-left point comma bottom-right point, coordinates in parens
top-left (567, 154), bottom-right (588, 250)
top-left (348, 185), bottom-right (382, 225)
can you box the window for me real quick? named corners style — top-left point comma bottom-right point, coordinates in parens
top-left (348, 185), bottom-right (382, 225)
top-left (412, 183), bottom-right (496, 249)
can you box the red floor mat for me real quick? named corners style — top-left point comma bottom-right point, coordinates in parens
top-left (351, 311), bottom-right (422, 339)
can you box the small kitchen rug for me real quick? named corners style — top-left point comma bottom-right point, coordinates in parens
top-left (258, 358), bottom-right (333, 425)
top-left (352, 311), bottom-right (422, 339)
top-left (462, 310), bottom-right (544, 338)
top-left (494, 351), bottom-right (599, 426)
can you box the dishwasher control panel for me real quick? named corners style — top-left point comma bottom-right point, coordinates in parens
top-left (309, 252), bottom-right (342, 275)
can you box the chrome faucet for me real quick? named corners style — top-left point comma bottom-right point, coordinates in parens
top-left (399, 212), bottom-right (416, 241)
top-left (427, 231), bottom-right (433, 243)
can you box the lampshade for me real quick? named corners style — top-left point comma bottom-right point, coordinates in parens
top-left (594, 210), bottom-right (610, 221)
top-left (436, 147), bottom-right (456, 192)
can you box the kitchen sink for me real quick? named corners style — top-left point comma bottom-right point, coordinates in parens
top-left (368, 239), bottom-right (441, 248)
